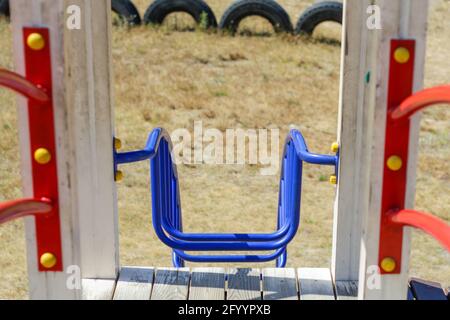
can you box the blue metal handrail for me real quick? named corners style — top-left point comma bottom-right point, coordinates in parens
top-left (114, 128), bottom-right (338, 267)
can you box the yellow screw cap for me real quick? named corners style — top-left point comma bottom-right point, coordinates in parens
top-left (34, 148), bottom-right (52, 165)
top-left (380, 257), bottom-right (396, 273)
top-left (115, 170), bottom-right (123, 182)
top-left (329, 175), bottom-right (337, 185)
top-left (40, 252), bottom-right (57, 269)
top-left (27, 33), bottom-right (46, 51)
top-left (386, 155), bottom-right (403, 171)
top-left (331, 142), bottom-right (339, 153)
top-left (394, 47), bottom-right (410, 64)
top-left (114, 138), bottom-right (122, 150)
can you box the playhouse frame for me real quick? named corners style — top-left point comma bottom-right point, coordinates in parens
top-left (5, 0), bottom-right (438, 300)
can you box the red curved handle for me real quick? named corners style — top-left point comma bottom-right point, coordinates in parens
top-left (0, 198), bottom-right (53, 225)
top-left (389, 209), bottom-right (450, 252)
top-left (0, 68), bottom-right (49, 102)
top-left (390, 85), bottom-right (450, 120)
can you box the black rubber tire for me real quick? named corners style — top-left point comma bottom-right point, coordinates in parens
top-left (295, 1), bottom-right (342, 35)
top-left (0, 0), bottom-right (9, 17)
top-left (144, 0), bottom-right (217, 28)
top-left (219, 0), bottom-right (293, 34)
top-left (112, 0), bottom-right (142, 25)
top-left (0, 0), bottom-right (141, 24)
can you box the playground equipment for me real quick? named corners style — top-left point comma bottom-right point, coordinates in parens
top-left (218, 0), bottom-right (293, 34)
top-left (0, 0), bottom-right (141, 25)
top-left (114, 128), bottom-right (338, 267)
top-left (295, 1), bottom-right (343, 35)
top-left (144, 0), bottom-right (217, 28)
top-left (0, 0), bottom-right (449, 300)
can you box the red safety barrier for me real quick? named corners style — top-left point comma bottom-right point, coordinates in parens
top-left (390, 85), bottom-right (450, 120)
top-left (0, 68), bottom-right (49, 102)
top-left (0, 198), bottom-right (52, 225)
top-left (389, 209), bottom-right (450, 252)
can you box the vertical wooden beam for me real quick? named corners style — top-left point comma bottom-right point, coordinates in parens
top-left (10, 0), bottom-right (118, 299)
top-left (357, 0), bottom-right (428, 300)
top-left (332, 0), bottom-right (374, 283)
top-left (333, 0), bottom-right (429, 300)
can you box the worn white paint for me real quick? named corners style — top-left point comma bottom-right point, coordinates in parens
top-left (10, 0), bottom-right (118, 299)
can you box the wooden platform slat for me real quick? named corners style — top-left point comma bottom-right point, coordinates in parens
top-left (409, 278), bottom-right (447, 301)
top-left (297, 268), bottom-right (335, 300)
top-left (113, 267), bottom-right (154, 300)
top-left (80, 267), bottom-right (449, 301)
top-left (189, 268), bottom-right (226, 300)
top-left (82, 279), bottom-right (116, 300)
top-left (151, 267), bottom-right (190, 300)
top-left (262, 268), bottom-right (298, 300)
top-left (227, 268), bottom-right (261, 300)
top-left (334, 280), bottom-right (358, 300)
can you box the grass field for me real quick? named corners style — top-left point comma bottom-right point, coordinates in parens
top-left (0, 0), bottom-right (449, 299)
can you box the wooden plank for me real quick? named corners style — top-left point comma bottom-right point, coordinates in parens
top-left (82, 279), bottom-right (116, 300)
top-left (332, 0), bottom-right (372, 284)
top-left (151, 267), bottom-right (190, 300)
top-left (64, 0), bottom-right (119, 280)
top-left (298, 268), bottom-right (335, 300)
top-left (357, 0), bottom-right (429, 300)
top-left (335, 280), bottom-right (358, 300)
top-left (262, 268), bottom-right (298, 300)
top-left (409, 278), bottom-right (447, 301)
top-left (10, 0), bottom-right (118, 299)
top-left (113, 267), bottom-right (154, 300)
top-left (189, 268), bottom-right (226, 300)
top-left (227, 268), bottom-right (261, 300)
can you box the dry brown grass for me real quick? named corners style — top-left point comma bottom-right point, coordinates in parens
top-left (0, 0), bottom-right (448, 299)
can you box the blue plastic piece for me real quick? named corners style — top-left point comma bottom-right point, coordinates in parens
top-left (114, 128), bottom-right (338, 267)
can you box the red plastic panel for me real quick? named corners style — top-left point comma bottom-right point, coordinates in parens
top-left (390, 85), bottom-right (450, 120)
top-left (0, 68), bottom-right (49, 102)
top-left (389, 209), bottom-right (450, 252)
top-left (378, 40), bottom-right (416, 274)
top-left (23, 28), bottom-right (63, 272)
top-left (0, 198), bottom-right (52, 225)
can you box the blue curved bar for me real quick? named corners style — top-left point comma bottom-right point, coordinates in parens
top-left (114, 128), bottom-right (338, 267)
top-left (116, 129), bottom-right (293, 242)
top-left (173, 247), bottom-right (287, 263)
top-left (149, 140), bottom-right (302, 250)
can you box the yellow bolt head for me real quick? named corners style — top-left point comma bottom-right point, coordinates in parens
top-left (331, 142), bottom-right (339, 153)
top-left (329, 175), bottom-right (337, 185)
top-left (114, 138), bottom-right (122, 150)
top-left (40, 252), bottom-right (57, 269)
top-left (394, 47), bottom-right (410, 64)
top-left (386, 155), bottom-right (403, 171)
top-left (380, 257), bottom-right (396, 273)
top-left (27, 33), bottom-right (46, 51)
top-left (115, 170), bottom-right (123, 182)
top-left (34, 148), bottom-right (52, 165)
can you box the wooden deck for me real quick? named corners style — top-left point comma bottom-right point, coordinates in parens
top-left (82, 267), bottom-right (449, 300)
top-left (82, 267), bottom-right (357, 300)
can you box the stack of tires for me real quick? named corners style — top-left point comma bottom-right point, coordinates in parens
top-left (0, 0), bottom-right (343, 37)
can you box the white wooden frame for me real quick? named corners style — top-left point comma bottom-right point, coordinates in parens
top-left (333, 0), bottom-right (429, 300)
top-left (10, 0), bottom-right (118, 299)
top-left (8, 0), bottom-right (431, 301)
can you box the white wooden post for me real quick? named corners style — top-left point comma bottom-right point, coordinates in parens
top-left (332, 0), bottom-right (373, 288)
top-left (10, 0), bottom-right (119, 299)
top-left (332, 0), bottom-right (428, 300)
top-left (357, 0), bottom-right (429, 300)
